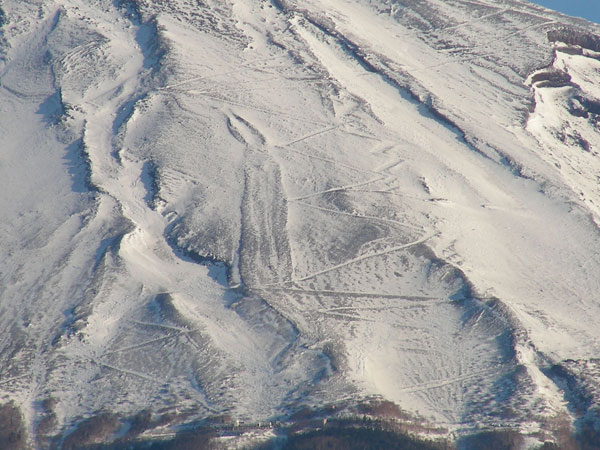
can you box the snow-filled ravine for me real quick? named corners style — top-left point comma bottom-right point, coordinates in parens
top-left (1, 0), bottom-right (600, 447)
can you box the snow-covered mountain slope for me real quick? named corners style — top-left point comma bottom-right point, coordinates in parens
top-left (1, 0), bottom-right (599, 447)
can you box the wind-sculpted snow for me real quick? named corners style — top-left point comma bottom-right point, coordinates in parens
top-left (1, 0), bottom-right (600, 448)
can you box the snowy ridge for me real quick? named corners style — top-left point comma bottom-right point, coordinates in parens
top-left (527, 38), bottom-right (600, 221)
top-left (0, 0), bottom-right (600, 447)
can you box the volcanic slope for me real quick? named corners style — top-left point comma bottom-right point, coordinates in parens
top-left (0, 0), bottom-right (600, 447)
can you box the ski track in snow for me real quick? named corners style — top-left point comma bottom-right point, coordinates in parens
top-left (1, 0), bottom-right (600, 447)
top-left (287, 231), bottom-right (440, 284)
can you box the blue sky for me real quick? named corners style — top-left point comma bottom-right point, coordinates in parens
top-left (528, 0), bottom-right (600, 23)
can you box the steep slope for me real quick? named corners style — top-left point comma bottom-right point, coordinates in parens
top-left (0, 0), bottom-right (599, 448)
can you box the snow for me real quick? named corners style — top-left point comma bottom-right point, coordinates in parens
top-left (1, 0), bottom-right (600, 447)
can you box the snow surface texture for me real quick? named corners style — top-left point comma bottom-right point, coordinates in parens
top-left (0, 0), bottom-right (599, 446)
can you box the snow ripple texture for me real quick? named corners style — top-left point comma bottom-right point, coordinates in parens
top-left (0, 0), bottom-right (599, 445)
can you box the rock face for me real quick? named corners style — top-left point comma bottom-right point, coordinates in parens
top-left (548, 27), bottom-right (600, 51)
top-left (0, 0), bottom-right (599, 447)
